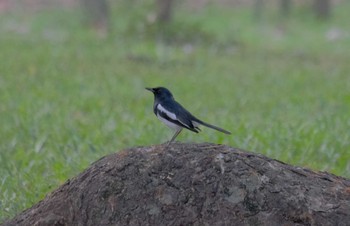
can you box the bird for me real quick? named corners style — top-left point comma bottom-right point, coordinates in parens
top-left (146, 87), bottom-right (231, 144)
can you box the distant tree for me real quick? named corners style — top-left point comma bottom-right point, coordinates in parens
top-left (81, 0), bottom-right (109, 36)
top-left (313, 0), bottom-right (331, 19)
top-left (280, 0), bottom-right (291, 17)
top-left (252, 0), bottom-right (332, 21)
top-left (156, 0), bottom-right (174, 23)
top-left (253, 0), bottom-right (264, 21)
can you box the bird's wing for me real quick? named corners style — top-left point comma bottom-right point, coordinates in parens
top-left (157, 102), bottom-right (199, 133)
top-left (162, 100), bottom-right (231, 135)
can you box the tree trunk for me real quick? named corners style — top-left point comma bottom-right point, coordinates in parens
top-left (313, 0), bottom-right (331, 20)
top-left (280, 0), bottom-right (291, 17)
top-left (156, 0), bottom-right (174, 23)
top-left (3, 143), bottom-right (350, 226)
top-left (80, 0), bottom-right (109, 36)
top-left (253, 0), bottom-right (264, 21)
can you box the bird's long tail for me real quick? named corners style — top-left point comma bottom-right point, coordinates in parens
top-left (194, 120), bottom-right (231, 134)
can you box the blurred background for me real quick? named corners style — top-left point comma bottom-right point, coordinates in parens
top-left (0, 0), bottom-right (349, 222)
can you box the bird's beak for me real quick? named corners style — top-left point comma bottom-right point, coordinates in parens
top-left (145, 87), bottom-right (154, 92)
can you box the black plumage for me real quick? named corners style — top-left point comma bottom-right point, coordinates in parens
top-left (146, 87), bottom-right (231, 144)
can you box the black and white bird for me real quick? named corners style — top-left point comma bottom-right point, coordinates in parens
top-left (146, 87), bottom-right (231, 144)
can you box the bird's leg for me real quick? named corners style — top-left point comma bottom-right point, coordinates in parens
top-left (167, 128), bottom-right (182, 146)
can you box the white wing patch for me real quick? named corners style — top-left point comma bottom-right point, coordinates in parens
top-left (157, 103), bottom-right (192, 130)
top-left (157, 104), bottom-right (177, 120)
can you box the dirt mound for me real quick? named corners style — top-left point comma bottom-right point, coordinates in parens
top-left (3, 143), bottom-right (350, 226)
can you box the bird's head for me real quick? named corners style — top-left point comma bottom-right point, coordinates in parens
top-left (146, 87), bottom-right (174, 100)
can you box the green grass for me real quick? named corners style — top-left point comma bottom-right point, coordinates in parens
top-left (1, 2), bottom-right (350, 222)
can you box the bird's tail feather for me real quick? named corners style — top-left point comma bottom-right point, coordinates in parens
top-left (194, 120), bottom-right (231, 134)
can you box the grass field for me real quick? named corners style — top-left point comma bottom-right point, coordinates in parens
top-left (1, 2), bottom-right (350, 222)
